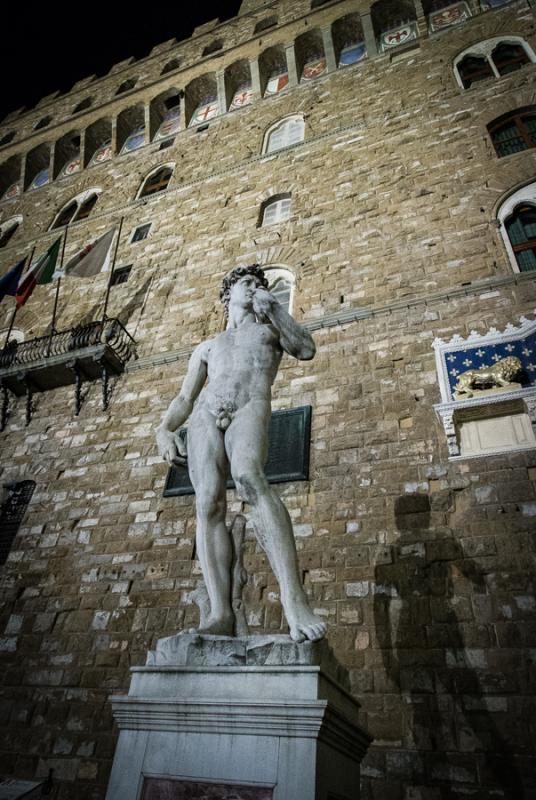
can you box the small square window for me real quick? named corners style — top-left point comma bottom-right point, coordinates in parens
top-left (111, 266), bottom-right (132, 286)
top-left (159, 137), bottom-right (176, 150)
top-left (131, 224), bottom-right (151, 243)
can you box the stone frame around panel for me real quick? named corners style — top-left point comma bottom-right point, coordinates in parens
top-left (432, 314), bottom-right (536, 457)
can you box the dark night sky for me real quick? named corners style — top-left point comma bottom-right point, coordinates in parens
top-left (1, 3), bottom-right (243, 121)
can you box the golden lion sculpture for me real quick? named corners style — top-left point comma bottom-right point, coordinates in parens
top-left (454, 355), bottom-right (522, 398)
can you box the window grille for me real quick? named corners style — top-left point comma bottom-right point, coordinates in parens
top-left (132, 224), bottom-right (151, 242)
top-left (505, 204), bottom-right (536, 272)
top-left (0, 480), bottom-right (35, 565)
top-left (262, 197), bottom-right (291, 226)
top-left (111, 266), bottom-right (132, 286)
top-left (488, 108), bottom-right (536, 157)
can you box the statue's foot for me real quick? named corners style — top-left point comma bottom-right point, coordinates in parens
top-left (194, 613), bottom-right (235, 637)
top-left (287, 603), bottom-right (327, 643)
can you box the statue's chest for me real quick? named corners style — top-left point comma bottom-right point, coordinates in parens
top-left (213, 326), bottom-right (278, 367)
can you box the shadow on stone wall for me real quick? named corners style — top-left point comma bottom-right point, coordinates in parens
top-left (372, 493), bottom-right (525, 798)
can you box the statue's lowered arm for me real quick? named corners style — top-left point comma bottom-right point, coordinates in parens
top-left (156, 342), bottom-right (209, 465)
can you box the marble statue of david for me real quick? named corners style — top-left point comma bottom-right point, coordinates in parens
top-left (156, 264), bottom-right (327, 643)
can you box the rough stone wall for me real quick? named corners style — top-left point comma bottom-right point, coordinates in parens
top-left (0, 1), bottom-right (535, 798)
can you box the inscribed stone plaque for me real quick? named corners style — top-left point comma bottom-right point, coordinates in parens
top-left (163, 406), bottom-right (311, 497)
top-left (141, 778), bottom-right (273, 800)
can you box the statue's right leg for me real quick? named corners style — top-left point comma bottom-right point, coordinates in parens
top-left (187, 411), bottom-right (234, 636)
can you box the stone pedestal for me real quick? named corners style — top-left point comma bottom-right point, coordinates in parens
top-left (106, 634), bottom-right (372, 800)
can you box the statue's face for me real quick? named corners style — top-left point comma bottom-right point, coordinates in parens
top-left (229, 274), bottom-right (259, 310)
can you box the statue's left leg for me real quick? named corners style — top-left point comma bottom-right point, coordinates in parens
top-left (225, 403), bottom-right (327, 643)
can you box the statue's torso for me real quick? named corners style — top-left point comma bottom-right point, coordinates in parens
top-left (199, 321), bottom-right (281, 414)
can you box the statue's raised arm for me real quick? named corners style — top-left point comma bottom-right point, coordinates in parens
top-left (252, 287), bottom-right (315, 361)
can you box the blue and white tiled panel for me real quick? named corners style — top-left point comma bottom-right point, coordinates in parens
top-left (444, 330), bottom-right (536, 399)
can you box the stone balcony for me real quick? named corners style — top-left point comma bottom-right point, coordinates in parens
top-left (0, 318), bottom-right (136, 427)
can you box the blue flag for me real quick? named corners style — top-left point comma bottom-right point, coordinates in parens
top-left (0, 257), bottom-right (26, 303)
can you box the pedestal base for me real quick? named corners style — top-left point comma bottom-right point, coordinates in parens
top-left (106, 634), bottom-right (371, 800)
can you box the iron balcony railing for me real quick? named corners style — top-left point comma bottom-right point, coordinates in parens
top-left (0, 318), bottom-right (137, 427)
top-left (0, 318), bottom-right (135, 370)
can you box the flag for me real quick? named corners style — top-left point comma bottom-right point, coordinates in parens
top-left (0, 258), bottom-right (26, 303)
top-left (63, 228), bottom-right (116, 278)
top-left (16, 239), bottom-right (61, 307)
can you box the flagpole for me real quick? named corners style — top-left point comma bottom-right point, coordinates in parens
top-left (101, 217), bottom-right (124, 324)
top-left (3, 247), bottom-right (35, 350)
top-left (49, 226), bottom-right (69, 336)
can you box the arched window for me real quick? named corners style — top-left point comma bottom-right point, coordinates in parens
top-left (50, 191), bottom-right (100, 229)
top-left (454, 37), bottom-right (535, 89)
top-left (488, 107), bottom-right (536, 157)
top-left (0, 217), bottom-right (21, 248)
top-left (263, 116), bottom-right (304, 154)
top-left (492, 42), bottom-right (530, 75)
top-left (53, 201), bottom-right (77, 228)
top-left (261, 195), bottom-right (292, 226)
top-left (0, 131), bottom-right (15, 147)
top-left (76, 194), bottom-right (99, 220)
top-left (264, 267), bottom-right (294, 313)
top-left (161, 58), bottom-right (181, 75)
top-left (73, 97), bottom-right (92, 114)
top-left (116, 78), bottom-right (138, 95)
top-left (505, 205), bottom-right (536, 273)
top-left (497, 183), bottom-right (536, 273)
top-left (457, 55), bottom-right (494, 89)
top-left (138, 166), bottom-right (174, 198)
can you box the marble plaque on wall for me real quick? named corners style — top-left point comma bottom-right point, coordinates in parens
top-left (141, 778), bottom-right (273, 800)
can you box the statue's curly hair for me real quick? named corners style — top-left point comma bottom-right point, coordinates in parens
top-left (220, 264), bottom-right (269, 316)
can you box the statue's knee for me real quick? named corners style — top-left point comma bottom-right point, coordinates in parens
top-left (233, 470), bottom-right (266, 504)
top-left (197, 495), bottom-right (225, 523)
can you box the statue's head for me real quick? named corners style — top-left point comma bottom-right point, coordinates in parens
top-left (220, 264), bottom-right (269, 317)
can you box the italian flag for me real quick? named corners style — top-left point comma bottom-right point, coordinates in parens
top-left (16, 238), bottom-right (62, 307)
